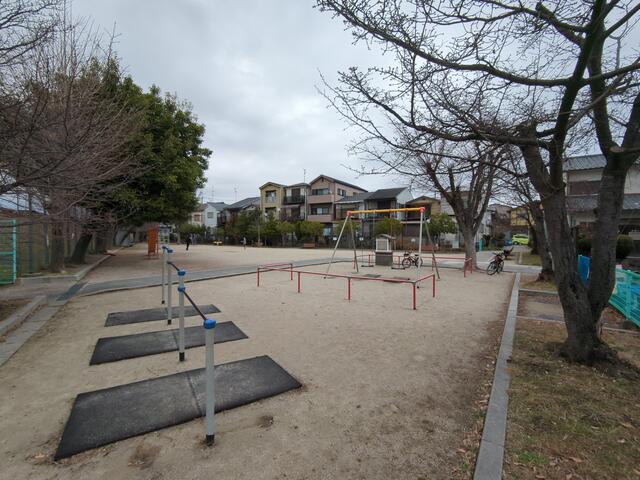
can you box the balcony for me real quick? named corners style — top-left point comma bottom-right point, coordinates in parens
top-left (283, 195), bottom-right (305, 205)
top-left (308, 214), bottom-right (333, 223)
top-left (307, 194), bottom-right (334, 204)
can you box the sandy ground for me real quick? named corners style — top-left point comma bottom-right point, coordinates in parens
top-left (0, 255), bottom-right (512, 480)
top-left (83, 243), bottom-right (467, 284)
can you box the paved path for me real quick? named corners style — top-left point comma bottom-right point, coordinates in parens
top-left (74, 257), bottom-right (352, 297)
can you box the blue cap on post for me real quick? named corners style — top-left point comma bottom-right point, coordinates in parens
top-left (178, 270), bottom-right (186, 276)
top-left (203, 318), bottom-right (217, 329)
top-left (177, 286), bottom-right (186, 293)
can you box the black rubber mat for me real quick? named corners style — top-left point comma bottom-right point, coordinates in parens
top-left (105, 304), bottom-right (221, 326)
top-left (55, 355), bottom-right (301, 459)
top-left (90, 322), bottom-right (248, 365)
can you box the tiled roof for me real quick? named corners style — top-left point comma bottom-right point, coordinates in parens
top-left (407, 195), bottom-right (438, 204)
top-left (366, 187), bottom-right (408, 200)
top-left (335, 192), bottom-right (371, 204)
top-left (564, 154), bottom-right (606, 171)
top-left (206, 202), bottom-right (227, 210)
top-left (226, 197), bottom-right (260, 210)
top-left (308, 174), bottom-right (366, 192)
top-left (566, 194), bottom-right (640, 213)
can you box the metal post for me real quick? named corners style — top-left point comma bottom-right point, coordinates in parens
top-left (423, 210), bottom-right (440, 280)
top-left (161, 247), bottom-right (166, 304)
top-left (325, 213), bottom-right (350, 278)
top-left (204, 318), bottom-right (217, 446)
top-left (349, 217), bottom-right (359, 274)
top-left (257, 267), bottom-right (260, 287)
top-left (413, 283), bottom-right (417, 310)
top-left (290, 264), bottom-right (293, 281)
top-left (417, 208), bottom-right (424, 282)
top-left (297, 271), bottom-right (301, 293)
top-left (348, 277), bottom-right (351, 301)
top-left (166, 248), bottom-right (173, 325)
top-left (432, 276), bottom-right (436, 297)
top-left (177, 270), bottom-right (186, 361)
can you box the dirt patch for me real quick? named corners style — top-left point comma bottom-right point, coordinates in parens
top-left (504, 319), bottom-right (640, 479)
top-left (128, 443), bottom-right (161, 469)
top-left (0, 299), bottom-right (27, 322)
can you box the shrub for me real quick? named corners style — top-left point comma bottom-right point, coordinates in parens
top-left (616, 234), bottom-right (634, 260)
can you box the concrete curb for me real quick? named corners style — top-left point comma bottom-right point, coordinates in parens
top-left (0, 303), bottom-right (63, 367)
top-left (519, 288), bottom-right (558, 297)
top-left (18, 254), bottom-right (112, 286)
top-left (473, 272), bottom-right (520, 480)
top-left (0, 295), bottom-right (46, 337)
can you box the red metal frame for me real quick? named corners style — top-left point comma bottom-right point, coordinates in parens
top-left (257, 265), bottom-right (436, 310)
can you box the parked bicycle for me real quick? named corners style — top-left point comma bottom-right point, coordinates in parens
top-left (401, 251), bottom-right (424, 268)
top-left (486, 252), bottom-right (505, 275)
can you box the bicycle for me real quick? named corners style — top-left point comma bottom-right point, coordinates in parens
top-left (486, 252), bottom-right (505, 275)
top-left (401, 251), bottom-right (424, 268)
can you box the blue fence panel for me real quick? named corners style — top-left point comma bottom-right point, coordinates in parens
top-left (578, 255), bottom-right (590, 285)
top-left (610, 267), bottom-right (640, 327)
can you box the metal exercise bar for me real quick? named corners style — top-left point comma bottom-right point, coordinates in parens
top-left (182, 289), bottom-right (208, 321)
top-left (259, 265), bottom-right (436, 310)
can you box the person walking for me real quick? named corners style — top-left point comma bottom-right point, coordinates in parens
top-left (241, 236), bottom-right (247, 250)
top-left (186, 234), bottom-right (192, 251)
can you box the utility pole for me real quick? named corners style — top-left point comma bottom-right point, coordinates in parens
top-left (303, 169), bottom-right (307, 220)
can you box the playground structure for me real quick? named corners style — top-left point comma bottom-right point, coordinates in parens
top-left (147, 225), bottom-right (159, 258)
top-left (352, 253), bottom-right (474, 277)
top-left (325, 207), bottom-right (440, 281)
top-left (257, 262), bottom-right (436, 310)
top-left (161, 245), bottom-right (217, 443)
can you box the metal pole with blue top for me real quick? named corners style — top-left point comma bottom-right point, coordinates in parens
top-left (177, 270), bottom-right (186, 361)
top-left (161, 246), bottom-right (166, 304)
top-left (204, 318), bottom-right (217, 445)
top-left (166, 248), bottom-right (173, 325)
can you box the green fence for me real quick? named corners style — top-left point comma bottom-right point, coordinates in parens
top-left (0, 219), bottom-right (17, 285)
top-left (610, 267), bottom-right (640, 327)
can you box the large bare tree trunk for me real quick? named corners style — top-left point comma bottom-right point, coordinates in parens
top-left (542, 189), bottom-right (602, 362)
top-left (461, 225), bottom-right (477, 269)
top-left (530, 203), bottom-right (554, 282)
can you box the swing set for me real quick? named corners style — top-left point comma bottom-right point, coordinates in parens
top-left (324, 207), bottom-right (440, 281)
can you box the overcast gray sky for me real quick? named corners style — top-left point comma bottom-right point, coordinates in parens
top-left (74, 0), bottom-right (400, 204)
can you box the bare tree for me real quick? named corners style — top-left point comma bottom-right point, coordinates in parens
top-left (355, 137), bottom-right (502, 266)
top-left (318, 0), bottom-right (640, 363)
top-left (0, 4), bottom-right (143, 271)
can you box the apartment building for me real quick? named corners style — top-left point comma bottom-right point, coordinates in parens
top-left (565, 154), bottom-right (640, 235)
top-left (307, 175), bottom-right (367, 235)
top-left (281, 183), bottom-right (309, 222)
top-left (259, 182), bottom-right (286, 218)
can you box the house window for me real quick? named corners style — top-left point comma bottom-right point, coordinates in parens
top-left (265, 190), bottom-right (277, 202)
top-left (311, 206), bottom-right (330, 215)
top-left (311, 188), bottom-right (330, 195)
top-left (207, 212), bottom-right (214, 218)
top-left (337, 188), bottom-right (347, 196)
